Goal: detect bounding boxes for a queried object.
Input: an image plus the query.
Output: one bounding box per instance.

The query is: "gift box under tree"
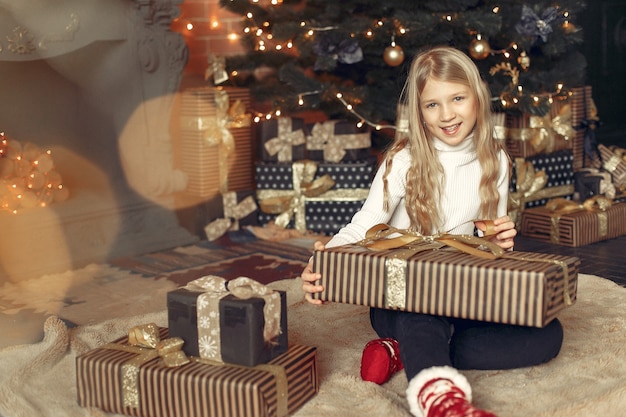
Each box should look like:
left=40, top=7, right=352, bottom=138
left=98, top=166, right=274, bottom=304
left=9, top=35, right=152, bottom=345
left=508, top=150, right=575, bottom=227
left=167, top=276, right=288, bottom=367
left=312, top=224, right=579, bottom=328
left=201, top=191, right=259, bottom=241
left=178, top=86, right=254, bottom=198
left=255, top=158, right=375, bottom=234
left=258, top=117, right=307, bottom=162
left=598, top=144, right=626, bottom=189
left=574, top=168, right=616, bottom=201
left=521, top=197, right=626, bottom=247
left=76, top=325, right=318, bottom=417
left=305, top=119, right=371, bottom=163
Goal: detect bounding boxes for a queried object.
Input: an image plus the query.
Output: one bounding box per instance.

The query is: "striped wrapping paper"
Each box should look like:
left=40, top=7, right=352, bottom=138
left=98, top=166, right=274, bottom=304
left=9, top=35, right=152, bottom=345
left=598, top=144, right=626, bottom=188
left=521, top=202, right=626, bottom=247
left=76, top=328, right=318, bottom=417
left=312, top=245, right=579, bottom=328
left=178, top=86, right=255, bottom=198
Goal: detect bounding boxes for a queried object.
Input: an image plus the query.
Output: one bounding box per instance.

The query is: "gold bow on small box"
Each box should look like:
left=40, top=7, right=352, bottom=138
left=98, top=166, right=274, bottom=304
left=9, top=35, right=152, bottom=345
left=256, top=160, right=369, bottom=232
left=103, top=323, right=190, bottom=409
left=204, top=192, right=258, bottom=241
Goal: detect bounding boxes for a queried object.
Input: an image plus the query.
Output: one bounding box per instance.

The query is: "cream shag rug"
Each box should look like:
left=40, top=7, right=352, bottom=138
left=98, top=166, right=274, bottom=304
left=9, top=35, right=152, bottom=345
left=0, top=273, right=624, bottom=417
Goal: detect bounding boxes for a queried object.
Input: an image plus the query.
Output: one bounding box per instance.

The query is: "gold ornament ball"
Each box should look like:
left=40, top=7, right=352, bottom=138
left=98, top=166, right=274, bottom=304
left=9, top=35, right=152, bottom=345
left=383, top=45, right=405, bottom=67
left=469, top=38, right=491, bottom=60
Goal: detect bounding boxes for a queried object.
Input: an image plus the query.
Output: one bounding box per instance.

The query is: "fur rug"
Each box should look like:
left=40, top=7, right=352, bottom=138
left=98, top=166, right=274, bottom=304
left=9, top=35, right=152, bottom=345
left=1, top=273, right=625, bottom=417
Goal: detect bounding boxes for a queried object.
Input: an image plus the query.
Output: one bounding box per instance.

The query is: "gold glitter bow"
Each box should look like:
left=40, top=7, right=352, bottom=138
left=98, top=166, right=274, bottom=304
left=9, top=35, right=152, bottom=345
left=183, top=276, right=282, bottom=362
left=107, top=323, right=189, bottom=408
left=204, top=192, right=258, bottom=241
left=306, top=120, right=371, bottom=163
left=264, top=118, right=306, bottom=162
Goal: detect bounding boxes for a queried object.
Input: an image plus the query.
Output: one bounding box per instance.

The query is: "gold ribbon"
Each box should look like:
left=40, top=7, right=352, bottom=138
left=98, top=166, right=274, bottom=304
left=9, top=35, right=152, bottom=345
left=204, top=53, right=229, bottom=85
left=264, top=118, right=306, bottom=162
left=204, top=192, right=258, bottom=241
left=359, top=223, right=573, bottom=309
left=545, top=196, right=612, bottom=244
left=256, top=160, right=369, bottom=232
left=183, top=276, right=282, bottom=362
left=180, top=89, right=251, bottom=192
left=306, top=120, right=371, bottom=163
left=506, top=104, right=575, bottom=154
left=103, top=323, right=190, bottom=409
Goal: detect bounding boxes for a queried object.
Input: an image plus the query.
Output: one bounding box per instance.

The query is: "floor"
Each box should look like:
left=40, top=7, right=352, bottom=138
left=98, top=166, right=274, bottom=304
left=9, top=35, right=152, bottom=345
left=515, top=234, right=626, bottom=286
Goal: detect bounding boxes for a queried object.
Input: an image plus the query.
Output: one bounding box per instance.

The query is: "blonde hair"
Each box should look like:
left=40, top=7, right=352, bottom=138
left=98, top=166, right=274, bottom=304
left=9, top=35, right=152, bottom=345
left=382, top=46, right=508, bottom=233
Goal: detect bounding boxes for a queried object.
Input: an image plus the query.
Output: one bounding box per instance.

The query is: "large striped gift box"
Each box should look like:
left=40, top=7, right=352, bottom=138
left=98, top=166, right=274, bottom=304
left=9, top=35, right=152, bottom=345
left=76, top=328, right=318, bottom=417
left=312, top=244, right=579, bottom=328
left=521, top=200, right=626, bottom=247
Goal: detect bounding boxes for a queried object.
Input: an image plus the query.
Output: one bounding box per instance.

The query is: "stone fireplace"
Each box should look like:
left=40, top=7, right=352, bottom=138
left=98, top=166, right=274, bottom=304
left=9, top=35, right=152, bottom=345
left=0, top=0, right=198, bottom=282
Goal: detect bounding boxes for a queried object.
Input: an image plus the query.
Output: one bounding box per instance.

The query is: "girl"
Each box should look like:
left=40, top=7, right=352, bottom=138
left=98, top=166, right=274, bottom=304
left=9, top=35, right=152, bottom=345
left=301, top=46, right=563, bottom=417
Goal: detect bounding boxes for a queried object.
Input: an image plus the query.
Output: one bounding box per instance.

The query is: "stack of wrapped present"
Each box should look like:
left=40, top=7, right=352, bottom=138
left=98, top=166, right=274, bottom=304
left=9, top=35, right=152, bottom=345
left=76, top=276, right=318, bottom=417
left=255, top=117, right=376, bottom=235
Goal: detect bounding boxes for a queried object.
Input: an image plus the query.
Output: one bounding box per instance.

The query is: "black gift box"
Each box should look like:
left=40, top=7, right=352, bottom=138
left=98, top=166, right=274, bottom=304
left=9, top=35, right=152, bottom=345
left=258, top=117, right=307, bottom=162
left=510, top=149, right=575, bottom=208
left=305, top=119, right=372, bottom=162
left=167, top=288, right=288, bottom=367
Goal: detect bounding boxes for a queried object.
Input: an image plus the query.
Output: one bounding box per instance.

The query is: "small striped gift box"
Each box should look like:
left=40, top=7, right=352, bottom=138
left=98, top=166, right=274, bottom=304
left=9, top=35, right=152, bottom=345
left=598, top=144, right=626, bottom=188
left=76, top=328, right=318, bottom=417
left=312, top=244, right=579, bottom=328
left=521, top=201, right=626, bottom=247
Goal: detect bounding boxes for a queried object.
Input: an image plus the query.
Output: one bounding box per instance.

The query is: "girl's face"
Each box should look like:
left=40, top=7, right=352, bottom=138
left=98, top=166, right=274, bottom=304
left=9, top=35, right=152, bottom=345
left=419, top=78, right=477, bottom=147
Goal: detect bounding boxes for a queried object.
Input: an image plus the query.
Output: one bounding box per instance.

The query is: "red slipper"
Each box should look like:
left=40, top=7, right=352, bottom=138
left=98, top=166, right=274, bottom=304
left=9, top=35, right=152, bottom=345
left=360, top=338, right=404, bottom=384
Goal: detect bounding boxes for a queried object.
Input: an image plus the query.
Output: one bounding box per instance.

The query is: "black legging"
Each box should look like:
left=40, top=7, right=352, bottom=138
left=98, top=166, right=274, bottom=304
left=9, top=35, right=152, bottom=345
left=370, top=307, right=564, bottom=381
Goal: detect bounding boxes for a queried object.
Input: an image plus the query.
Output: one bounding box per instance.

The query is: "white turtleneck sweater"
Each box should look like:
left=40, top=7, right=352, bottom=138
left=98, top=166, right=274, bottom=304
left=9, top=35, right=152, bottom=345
left=326, top=135, right=510, bottom=248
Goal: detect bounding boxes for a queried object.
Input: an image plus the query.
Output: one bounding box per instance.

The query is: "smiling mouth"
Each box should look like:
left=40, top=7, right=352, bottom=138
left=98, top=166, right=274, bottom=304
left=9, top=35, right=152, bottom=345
left=441, top=123, right=461, bottom=133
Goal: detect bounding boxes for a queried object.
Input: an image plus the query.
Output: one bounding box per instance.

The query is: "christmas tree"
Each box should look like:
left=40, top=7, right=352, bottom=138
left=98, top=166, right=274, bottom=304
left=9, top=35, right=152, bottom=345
left=219, top=0, right=587, bottom=135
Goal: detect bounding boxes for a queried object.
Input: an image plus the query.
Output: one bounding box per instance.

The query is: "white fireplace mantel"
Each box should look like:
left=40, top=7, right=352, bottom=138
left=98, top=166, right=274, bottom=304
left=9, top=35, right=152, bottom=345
left=0, top=0, right=198, bottom=282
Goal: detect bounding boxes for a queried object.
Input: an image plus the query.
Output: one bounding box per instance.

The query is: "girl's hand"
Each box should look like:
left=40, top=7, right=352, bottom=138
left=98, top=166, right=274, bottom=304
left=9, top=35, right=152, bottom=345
left=475, top=216, right=517, bottom=250
left=301, top=241, right=326, bottom=305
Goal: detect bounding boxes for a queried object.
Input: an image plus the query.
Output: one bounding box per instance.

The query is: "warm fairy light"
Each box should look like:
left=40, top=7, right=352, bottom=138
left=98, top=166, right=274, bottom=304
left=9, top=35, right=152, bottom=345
left=533, top=96, right=540, bottom=103
left=517, top=85, right=523, bottom=93
left=286, top=41, right=293, bottom=48
left=228, top=33, right=239, bottom=41
left=377, top=20, right=383, bottom=26
left=503, top=51, right=510, bottom=58
left=493, top=6, right=500, bottom=13
left=307, top=29, right=314, bottom=36
left=186, top=22, right=193, bottom=31
left=445, top=15, right=452, bottom=21
left=256, top=28, right=263, bottom=36
left=557, top=83, right=564, bottom=92
left=366, top=29, right=373, bottom=37
left=275, top=44, right=282, bottom=50
left=211, top=20, right=219, bottom=29
left=246, top=12, right=253, bottom=18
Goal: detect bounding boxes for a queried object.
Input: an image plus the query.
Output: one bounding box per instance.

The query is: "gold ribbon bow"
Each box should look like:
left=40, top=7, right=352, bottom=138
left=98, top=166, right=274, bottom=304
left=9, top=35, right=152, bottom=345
left=204, top=53, right=229, bottom=85
left=358, top=223, right=573, bottom=309
left=204, top=192, right=258, bottom=241
left=264, top=118, right=306, bottom=162
left=103, top=323, right=189, bottom=408
left=257, top=160, right=336, bottom=231
left=306, top=120, right=371, bottom=163
left=183, top=276, right=282, bottom=362
left=545, top=196, right=612, bottom=244
left=505, top=104, right=575, bottom=154
left=180, top=89, right=251, bottom=192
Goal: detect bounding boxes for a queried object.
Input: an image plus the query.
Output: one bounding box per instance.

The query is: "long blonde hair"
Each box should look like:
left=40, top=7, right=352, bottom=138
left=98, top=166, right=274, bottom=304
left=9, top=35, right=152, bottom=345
left=382, top=46, right=508, bottom=233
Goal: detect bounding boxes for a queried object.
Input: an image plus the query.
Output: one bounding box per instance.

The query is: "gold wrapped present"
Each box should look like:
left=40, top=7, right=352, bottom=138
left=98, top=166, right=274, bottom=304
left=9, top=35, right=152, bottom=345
left=312, top=224, right=580, bottom=328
